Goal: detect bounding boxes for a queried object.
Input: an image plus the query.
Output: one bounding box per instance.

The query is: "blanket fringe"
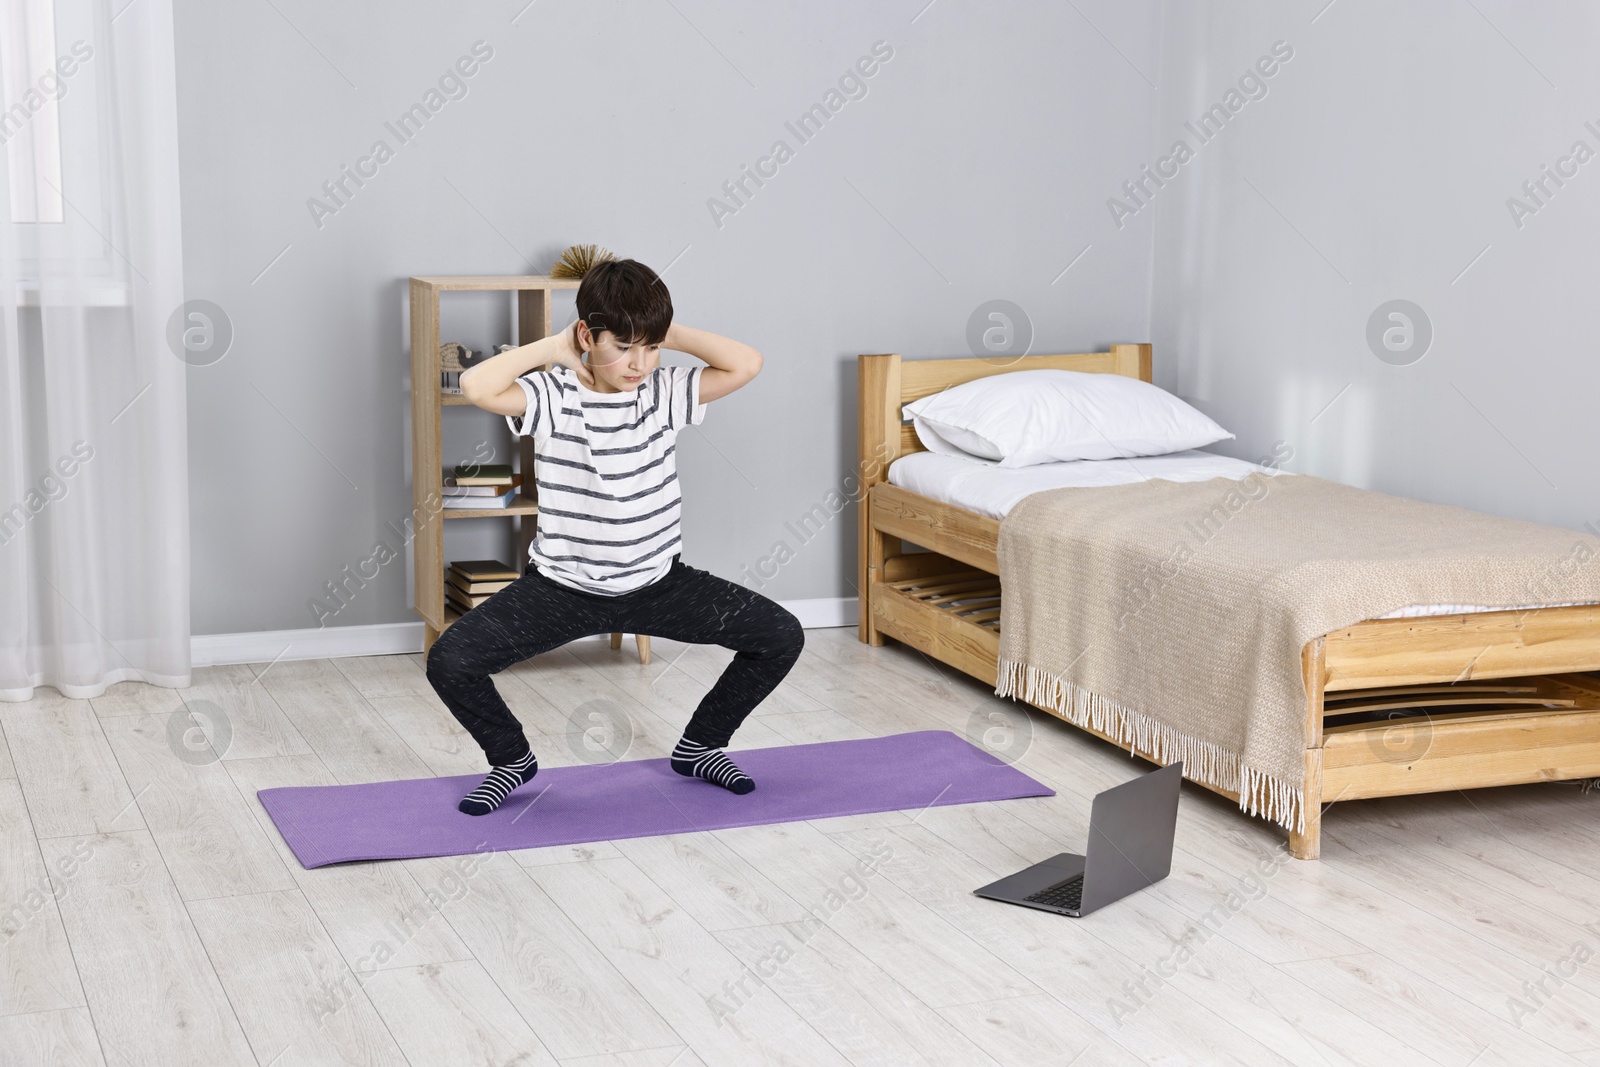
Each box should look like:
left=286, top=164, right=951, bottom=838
left=995, top=657, right=1306, bottom=836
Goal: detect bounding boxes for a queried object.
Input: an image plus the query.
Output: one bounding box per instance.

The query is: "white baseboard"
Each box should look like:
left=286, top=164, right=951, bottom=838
left=191, top=597, right=860, bottom=667
left=190, top=622, right=429, bottom=667
left=777, top=597, right=859, bottom=629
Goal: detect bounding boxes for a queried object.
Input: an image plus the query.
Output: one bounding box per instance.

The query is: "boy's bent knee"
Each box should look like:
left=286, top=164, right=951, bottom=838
left=774, top=610, right=805, bottom=658
left=735, top=606, right=804, bottom=662
left=426, top=635, right=474, bottom=683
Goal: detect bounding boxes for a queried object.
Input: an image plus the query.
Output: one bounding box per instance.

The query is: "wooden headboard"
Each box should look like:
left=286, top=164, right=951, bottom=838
left=856, top=343, right=1153, bottom=485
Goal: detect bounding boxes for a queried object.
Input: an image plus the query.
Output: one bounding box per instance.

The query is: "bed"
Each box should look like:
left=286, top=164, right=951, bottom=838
left=857, top=345, right=1600, bottom=859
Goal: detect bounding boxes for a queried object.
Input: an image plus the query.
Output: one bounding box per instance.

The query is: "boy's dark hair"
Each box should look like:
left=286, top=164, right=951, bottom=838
left=575, top=258, right=672, bottom=346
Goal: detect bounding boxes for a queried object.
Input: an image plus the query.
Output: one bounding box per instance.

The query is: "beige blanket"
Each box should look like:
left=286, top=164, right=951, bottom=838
left=994, top=472, right=1600, bottom=833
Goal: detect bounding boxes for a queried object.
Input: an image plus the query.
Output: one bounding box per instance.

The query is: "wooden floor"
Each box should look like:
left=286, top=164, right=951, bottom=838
left=3, top=627, right=1600, bottom=1066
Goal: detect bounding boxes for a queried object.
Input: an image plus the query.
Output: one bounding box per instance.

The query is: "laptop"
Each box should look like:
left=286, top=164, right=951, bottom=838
left=973, top=761, right=1182, bottom=917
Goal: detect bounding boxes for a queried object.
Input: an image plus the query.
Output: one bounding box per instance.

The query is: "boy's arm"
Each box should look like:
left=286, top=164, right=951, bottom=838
left=663, top=323, right=762, bottom=403
left=459, top=322, right=592, bottom=416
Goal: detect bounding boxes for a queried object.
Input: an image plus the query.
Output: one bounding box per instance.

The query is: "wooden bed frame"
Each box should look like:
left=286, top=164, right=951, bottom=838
left=857, top=346, right=1600, bottom=859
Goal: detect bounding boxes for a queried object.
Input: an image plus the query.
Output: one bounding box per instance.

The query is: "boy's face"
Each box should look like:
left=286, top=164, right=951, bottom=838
left=578, top=324, right=661, bottom=393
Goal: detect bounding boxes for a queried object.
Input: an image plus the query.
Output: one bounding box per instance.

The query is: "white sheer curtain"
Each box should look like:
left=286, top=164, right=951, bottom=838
left=0, top=0, right=189, bottom=700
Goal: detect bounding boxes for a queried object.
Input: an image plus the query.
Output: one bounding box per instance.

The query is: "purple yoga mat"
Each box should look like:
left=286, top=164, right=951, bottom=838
left=257, top=730, right=1053, bottom=868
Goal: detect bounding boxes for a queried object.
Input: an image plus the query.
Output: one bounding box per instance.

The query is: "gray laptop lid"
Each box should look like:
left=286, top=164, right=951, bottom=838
left=1079, top=761, right=1183, bottom=915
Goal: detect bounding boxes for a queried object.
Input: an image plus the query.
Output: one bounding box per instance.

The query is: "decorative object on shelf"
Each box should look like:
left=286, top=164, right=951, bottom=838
left=439, top=341, right=477, bottom=395
left=549, top=243, right=615, bottom=279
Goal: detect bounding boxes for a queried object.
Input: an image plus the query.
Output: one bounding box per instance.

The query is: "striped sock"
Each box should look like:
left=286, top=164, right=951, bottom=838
left=671, top=737, right=755, bottom=795
left=458, top=746, right=538, bottom=816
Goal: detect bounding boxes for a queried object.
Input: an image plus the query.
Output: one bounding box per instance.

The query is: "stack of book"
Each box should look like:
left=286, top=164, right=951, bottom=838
left=447, top=559, right=519, bottom=614
left=442, top=464, right=520, bottom=509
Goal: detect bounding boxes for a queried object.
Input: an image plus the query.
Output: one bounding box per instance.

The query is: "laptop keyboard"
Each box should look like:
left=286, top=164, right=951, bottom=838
left=1024, top=873, right=1084, bottom=911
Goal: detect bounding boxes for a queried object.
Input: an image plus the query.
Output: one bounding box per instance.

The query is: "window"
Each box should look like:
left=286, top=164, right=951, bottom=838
left=1, top=0, right=122, bottom=295
left=1, top=0, right=66, bottom=223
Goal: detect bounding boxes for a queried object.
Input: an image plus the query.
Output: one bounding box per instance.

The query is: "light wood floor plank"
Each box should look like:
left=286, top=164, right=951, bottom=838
left=256, top=659, right=433, bottom=784
left=0, top=712, right=17, bottom=781
left=38, top=831, right=257, bottom=1065
left=556, top=1047, right=706, bottom=1067
left=1171, top=786, right=1600, bottom=1055
left=1056, top=871, right=1445, bottom=1067
left=612, top=830, right=809, bottom=933
left=758, top=708, right=876, bottom=746
left=87, top=679, right=189, bottom=719
left=501, top=653, right=679, bottom=766
left=659, top=640, right=872, bottom=727
left=333, top=652, right=513, bottom=776
left=0, top=779, right=85, bottom=1016
left=96, top=714, right=295, bottom=901
left=803, top=810, right=912, bottom=834
left=1278, top=952, right=1586, bottom=1067
left=364, top=693, right=490, bottom=777
left=509, top=840, right=626, bottom=868
left=557, top=641, right=793, bottom=750
left=710, top=820, right=1037, bottom=1008
left=185, top=889, right=408, bottom=1066
left=649, top=640, right=828, bottom=718
left=1322, top=818, right=1600, bottom=1001
left=529, top=855, right=850, bottom=1066
left=935, top=994, right=1144, bottom=1066
left=1, top=695, right=145, bottom=839
left=359, top=959, right=561, bottom=1067
left=1381, top=785, right=1600, bottom=892
left=0, top=1006, right=104, bottom=1066
left=171, top=662, right=311, bottom=761
left=404, top=851, right=678, bottom=1059
left=776, top=655, right=942, bottom=739
left=332, top=654, right=436, bottom=703
left=807, top=626, right=980, bottom=700
left=715, top=920, right=1002, bottom=1066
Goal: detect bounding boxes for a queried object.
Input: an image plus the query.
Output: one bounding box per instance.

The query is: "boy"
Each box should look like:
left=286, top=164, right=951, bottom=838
left=425, top=258, right=805, bottom=815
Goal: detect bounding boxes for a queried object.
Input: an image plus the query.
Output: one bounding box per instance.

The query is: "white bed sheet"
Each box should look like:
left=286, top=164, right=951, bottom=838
left=885, top=449, right=1587, bottom=620
left=888, top=449, right=1269, bottom=520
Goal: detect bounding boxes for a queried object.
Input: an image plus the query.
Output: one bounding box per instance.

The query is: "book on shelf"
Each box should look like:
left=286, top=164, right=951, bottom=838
left=445, top=559, right=520, bottom=613
left=443, top=473, right=521, bottom=497
left=450, top=559, right=520, bottom=582
left=448, top=574, right=512, bottom=598
left=449, top=463, right=514, bottom=487
left=446, top=585, right=494, bottom=612
left=442, top=486, right=520, bottom=509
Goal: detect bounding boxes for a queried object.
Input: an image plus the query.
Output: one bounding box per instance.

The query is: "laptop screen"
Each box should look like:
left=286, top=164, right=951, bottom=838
left=1080, top=762, right=1182, bottom=913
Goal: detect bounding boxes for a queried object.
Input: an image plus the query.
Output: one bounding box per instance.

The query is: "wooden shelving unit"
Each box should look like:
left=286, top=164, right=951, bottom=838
left=408, top=274, right=578, bottom=651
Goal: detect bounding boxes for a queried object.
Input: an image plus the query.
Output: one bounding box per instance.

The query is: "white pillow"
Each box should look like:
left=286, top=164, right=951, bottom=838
left=903, top=369, right=1233, bottom=467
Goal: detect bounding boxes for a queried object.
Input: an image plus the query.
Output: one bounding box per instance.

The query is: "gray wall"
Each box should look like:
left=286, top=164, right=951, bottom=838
left=174, top=0, right=1163, bottom=635
left=1150, top=2, right=1600, bottom=533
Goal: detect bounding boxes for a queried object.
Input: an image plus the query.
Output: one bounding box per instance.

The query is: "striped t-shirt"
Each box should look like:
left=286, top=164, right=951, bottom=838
left=506, top=363, right=705, bottom=595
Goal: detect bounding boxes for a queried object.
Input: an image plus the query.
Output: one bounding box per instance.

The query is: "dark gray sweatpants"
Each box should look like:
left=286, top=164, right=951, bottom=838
left=424, top=556, right=805, bottom=766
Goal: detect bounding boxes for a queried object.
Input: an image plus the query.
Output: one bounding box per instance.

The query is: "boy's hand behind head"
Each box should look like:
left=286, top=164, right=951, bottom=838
left=551, top=321, right=595, bottom=388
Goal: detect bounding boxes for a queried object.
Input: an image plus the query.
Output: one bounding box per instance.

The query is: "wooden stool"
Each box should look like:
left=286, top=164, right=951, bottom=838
left=611, top=632, right=651, bottom=664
